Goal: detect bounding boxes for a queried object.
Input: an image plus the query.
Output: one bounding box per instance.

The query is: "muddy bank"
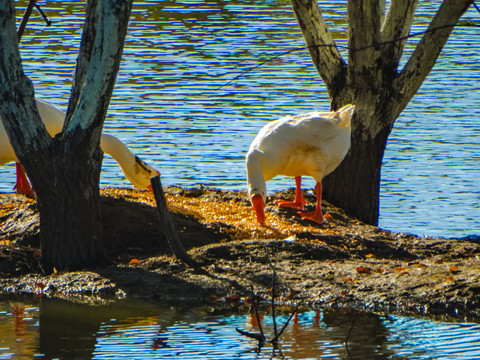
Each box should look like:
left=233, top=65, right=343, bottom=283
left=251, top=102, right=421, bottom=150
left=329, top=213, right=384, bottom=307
left=1, top=187, right=479, bottom=319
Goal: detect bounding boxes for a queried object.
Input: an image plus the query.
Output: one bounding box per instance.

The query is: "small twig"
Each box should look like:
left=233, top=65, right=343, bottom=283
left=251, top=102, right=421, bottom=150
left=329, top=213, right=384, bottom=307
left=251, top=286, right=266, bottom=343
left=270, top=300, right=303, bottom=346
left=17, top=0, right=36, bottom=41
left=217, top=22, right=479, bottom=91
left=237, top=246, right=302, bottom=351
left=270, top=278, right=278, bottom=339
left=17, top=1, right=51, bottom=42
left=475, top=1, right=480, bottom=14
left=35, top=3, right=52, bottom=26
left=264, top=245, right=278, bottom=338
left=235, top=328, right=265, bottom=342
left=237, top=286, right=266, bottom=346
left=344, top=313, right=357, bottom=356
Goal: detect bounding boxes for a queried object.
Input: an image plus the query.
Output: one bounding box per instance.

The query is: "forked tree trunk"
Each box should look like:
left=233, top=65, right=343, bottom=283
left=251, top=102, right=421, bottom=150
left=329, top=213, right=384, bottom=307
left=0, top=0, right=133, bottom=272
left=291, top=0, right=473, bottom=225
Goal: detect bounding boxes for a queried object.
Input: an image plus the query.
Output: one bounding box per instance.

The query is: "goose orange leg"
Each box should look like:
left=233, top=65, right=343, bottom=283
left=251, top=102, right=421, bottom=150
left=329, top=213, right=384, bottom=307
left=13, top=163, right=35, bottom=198
left=274, top=176, right=307, bottom=210
left=298, top=181, right=324, bottom=224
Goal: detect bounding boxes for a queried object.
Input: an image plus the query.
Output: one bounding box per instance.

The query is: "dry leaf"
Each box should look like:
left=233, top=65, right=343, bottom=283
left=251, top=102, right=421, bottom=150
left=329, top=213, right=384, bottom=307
left=226, top=295, right=240, bottom=302
left=356, top=266, right=372, bottom=274
left=450, top=266, right=460, bottom=274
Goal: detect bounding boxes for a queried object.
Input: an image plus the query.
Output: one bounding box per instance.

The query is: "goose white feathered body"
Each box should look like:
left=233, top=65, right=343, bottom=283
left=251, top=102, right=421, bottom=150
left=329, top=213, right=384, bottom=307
left=1, top=99, right=159, bottom=193
left=246, top=104, right=355, bottom=224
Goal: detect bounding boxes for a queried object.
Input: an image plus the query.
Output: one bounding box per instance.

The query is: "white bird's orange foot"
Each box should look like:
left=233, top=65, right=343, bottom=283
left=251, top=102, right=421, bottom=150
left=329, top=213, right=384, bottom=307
left=274, top=199, right=306, bottom=210
left=13, top=163, right=35, bottom=198
left=274, top=175, right=307, bottom=210
left=298, top=209, right=325, bottom=224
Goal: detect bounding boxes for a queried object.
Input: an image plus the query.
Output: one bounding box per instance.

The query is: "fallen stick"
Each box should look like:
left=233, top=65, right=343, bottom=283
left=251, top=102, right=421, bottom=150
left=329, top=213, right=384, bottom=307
left=150, top=175, right=196, bottom=266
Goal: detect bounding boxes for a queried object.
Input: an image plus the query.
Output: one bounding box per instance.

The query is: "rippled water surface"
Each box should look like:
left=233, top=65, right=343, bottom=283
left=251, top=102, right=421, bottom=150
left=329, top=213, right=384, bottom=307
left=1, top=297, right=480, bottom=359
left=1, top=0, right=479, bottom=238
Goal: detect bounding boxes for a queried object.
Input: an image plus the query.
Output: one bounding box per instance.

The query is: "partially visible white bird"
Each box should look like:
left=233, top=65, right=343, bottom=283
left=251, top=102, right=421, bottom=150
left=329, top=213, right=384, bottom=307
left=246, top=104, right=355, bottom=225
left=0, top=98, right=160, bottom=196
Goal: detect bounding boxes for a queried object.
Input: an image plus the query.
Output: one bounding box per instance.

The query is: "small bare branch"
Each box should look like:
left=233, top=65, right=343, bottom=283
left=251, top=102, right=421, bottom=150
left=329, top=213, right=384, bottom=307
left=270, top=300, right=304, bottom=346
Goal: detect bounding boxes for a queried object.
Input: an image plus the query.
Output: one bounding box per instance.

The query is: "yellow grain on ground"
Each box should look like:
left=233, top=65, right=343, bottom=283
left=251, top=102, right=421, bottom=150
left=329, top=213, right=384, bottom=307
left=101, top=187, right=325, bottom=240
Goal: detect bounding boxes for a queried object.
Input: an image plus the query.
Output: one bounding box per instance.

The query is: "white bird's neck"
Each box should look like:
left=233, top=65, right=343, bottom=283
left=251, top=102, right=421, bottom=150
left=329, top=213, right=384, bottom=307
left=99, top=134, right=147, bottom=189
left=246, top=149, right=266, bottom=201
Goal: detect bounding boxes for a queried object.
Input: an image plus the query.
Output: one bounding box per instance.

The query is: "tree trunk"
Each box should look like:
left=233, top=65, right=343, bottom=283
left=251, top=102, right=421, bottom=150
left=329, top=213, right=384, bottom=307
left=0, top=0, right=133, bottom=272
left=291, top=0, right=473, bottom=225
left=32, top=139, right=105, bottom=271
left=323, top=120, right=391, bottom=225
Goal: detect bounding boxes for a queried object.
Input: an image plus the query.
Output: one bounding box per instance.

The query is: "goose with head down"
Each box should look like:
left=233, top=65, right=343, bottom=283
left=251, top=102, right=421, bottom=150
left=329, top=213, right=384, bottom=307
left=246, top=104, right=355, bottom=225
left=0, top=98, right=160, bottom=196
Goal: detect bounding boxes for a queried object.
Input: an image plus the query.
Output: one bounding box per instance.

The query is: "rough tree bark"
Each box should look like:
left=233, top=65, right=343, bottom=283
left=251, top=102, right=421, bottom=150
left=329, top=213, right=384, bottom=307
left=0, top=0, right=133, bottom=271
left=290, top=0, right=473, bottom=225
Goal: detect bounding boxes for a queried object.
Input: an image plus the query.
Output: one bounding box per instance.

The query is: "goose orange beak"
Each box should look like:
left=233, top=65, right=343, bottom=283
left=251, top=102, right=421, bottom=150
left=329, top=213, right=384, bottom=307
left=251, top=194, right=266, bottom=224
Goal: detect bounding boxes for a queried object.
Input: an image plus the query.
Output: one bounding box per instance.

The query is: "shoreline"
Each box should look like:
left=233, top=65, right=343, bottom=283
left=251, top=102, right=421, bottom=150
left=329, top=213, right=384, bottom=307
left=1, top=187, right=479, bottom=320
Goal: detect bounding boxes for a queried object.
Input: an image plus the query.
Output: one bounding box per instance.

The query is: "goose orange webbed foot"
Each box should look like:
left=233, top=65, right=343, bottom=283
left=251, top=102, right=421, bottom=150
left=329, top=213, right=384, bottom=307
left=13, top=163, right=35, bottom=198
left=273, top=176, right=306, bottom=210
left=274, top=198, right=306, bottom=211
left=298, top=208, right=325, bottom=225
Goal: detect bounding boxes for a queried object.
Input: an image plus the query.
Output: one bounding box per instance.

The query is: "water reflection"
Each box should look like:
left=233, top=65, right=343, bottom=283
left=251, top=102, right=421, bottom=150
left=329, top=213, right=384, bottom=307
left=1, top=297, right=480, bottom=359
left=1, top=0, right=479, bottom=238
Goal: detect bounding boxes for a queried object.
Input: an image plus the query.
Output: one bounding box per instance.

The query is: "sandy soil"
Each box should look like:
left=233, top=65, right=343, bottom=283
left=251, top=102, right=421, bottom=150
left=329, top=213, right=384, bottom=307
left=1, top=187, right=479, bottom=320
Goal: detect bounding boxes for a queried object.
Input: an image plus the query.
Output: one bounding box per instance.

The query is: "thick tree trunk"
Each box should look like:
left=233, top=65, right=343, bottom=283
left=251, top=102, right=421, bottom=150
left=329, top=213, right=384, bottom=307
left=291, top=0, right=473, bottom=225
left=0, top=0, right=133, bottom=271
left=32, top=139, right=105, bottom=272
left=323, top=118, right=391, bottom=225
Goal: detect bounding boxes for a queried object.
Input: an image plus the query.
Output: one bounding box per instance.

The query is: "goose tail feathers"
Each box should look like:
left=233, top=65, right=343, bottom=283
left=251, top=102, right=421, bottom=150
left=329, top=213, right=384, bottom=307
left=335, top=104, right=355, bottom=128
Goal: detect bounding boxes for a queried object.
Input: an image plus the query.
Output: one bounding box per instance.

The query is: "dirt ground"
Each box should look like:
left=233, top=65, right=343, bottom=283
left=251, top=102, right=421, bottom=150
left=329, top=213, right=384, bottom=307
left=1, top=186, right=479, bottom=320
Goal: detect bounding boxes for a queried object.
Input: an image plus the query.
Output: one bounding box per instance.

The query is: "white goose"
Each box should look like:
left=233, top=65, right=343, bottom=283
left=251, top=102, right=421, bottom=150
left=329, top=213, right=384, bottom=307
left=246, top=104, right=355, bottom=225
left=0, top=98, right=160, bottom=196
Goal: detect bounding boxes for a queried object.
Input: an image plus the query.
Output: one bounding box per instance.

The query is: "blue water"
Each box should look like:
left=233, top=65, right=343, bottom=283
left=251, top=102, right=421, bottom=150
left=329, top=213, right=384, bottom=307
left=1, top=0, right=479, bottom=239
left=1, top=3, right=479, bottom=358
left=1, top=298, right=480, bottom=359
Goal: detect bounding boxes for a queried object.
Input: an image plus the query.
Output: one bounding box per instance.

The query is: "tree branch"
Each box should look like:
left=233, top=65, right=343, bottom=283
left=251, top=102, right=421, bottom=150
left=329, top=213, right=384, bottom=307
left=64, top=0, right=133, bottom=154
left=394, top=0, right=473, bottom=115
left=0, top=0, right=51, bottom=166
left=66, top=0, right=98, bottom=117
left=348, top=0, right=384, bottom=67
left=16, top=0, right=36, bottom=41
left=290, top=0, right=346, bottom=95
left=270, top=300, right=303, bottom=346
left=380, top=0, right=418, bottom=67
